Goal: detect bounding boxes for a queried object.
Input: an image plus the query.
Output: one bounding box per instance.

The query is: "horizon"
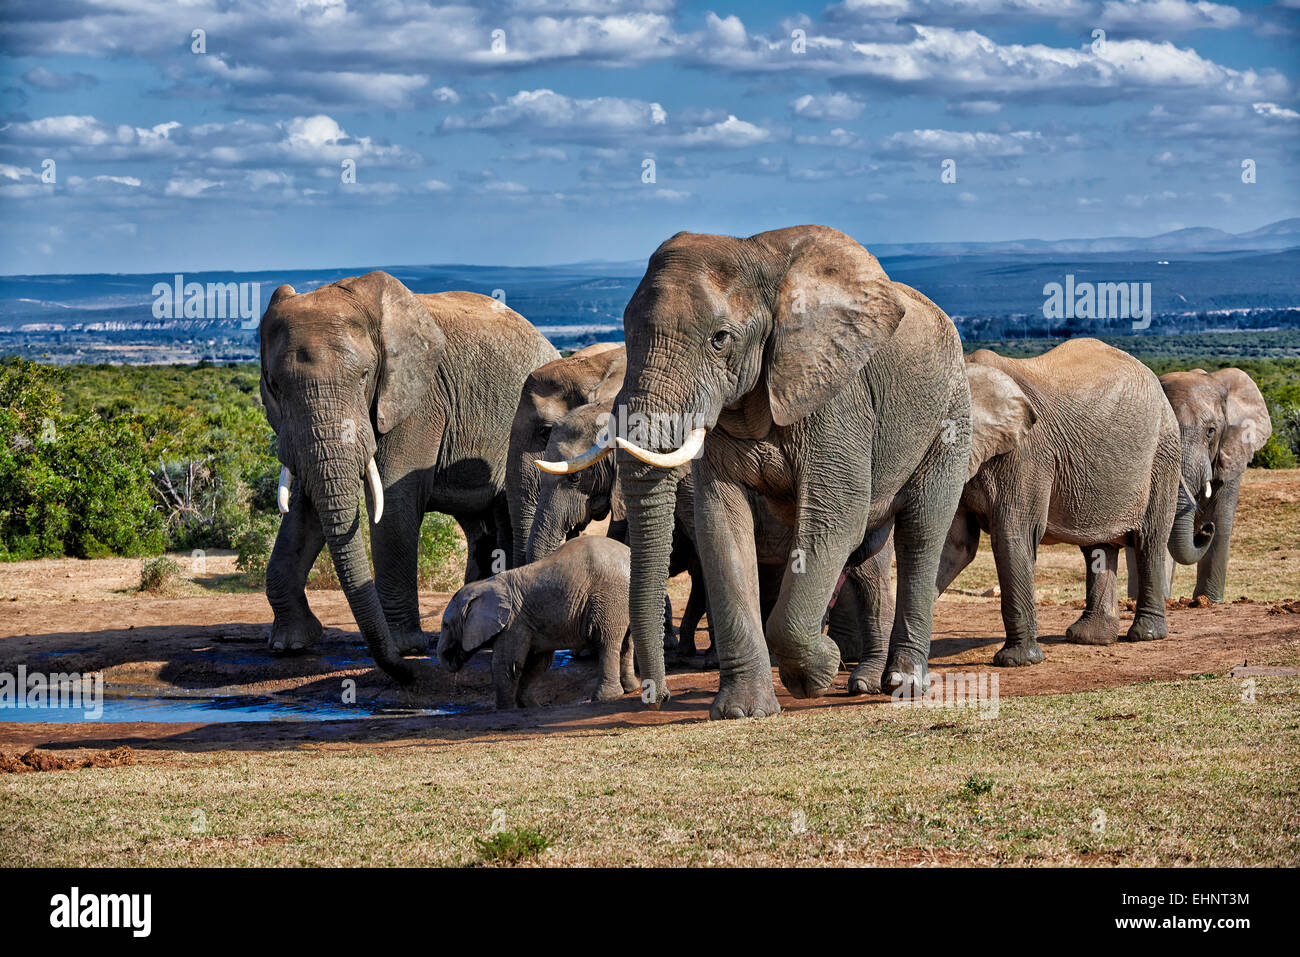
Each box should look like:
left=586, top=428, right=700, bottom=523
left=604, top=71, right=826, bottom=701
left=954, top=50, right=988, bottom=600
left=2, top=215, right=1297, bottom=280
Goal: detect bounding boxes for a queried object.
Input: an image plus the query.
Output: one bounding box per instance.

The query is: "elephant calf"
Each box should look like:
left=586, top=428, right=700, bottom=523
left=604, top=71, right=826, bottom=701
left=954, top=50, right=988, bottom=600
left=437, top=536, right=635, bottom=709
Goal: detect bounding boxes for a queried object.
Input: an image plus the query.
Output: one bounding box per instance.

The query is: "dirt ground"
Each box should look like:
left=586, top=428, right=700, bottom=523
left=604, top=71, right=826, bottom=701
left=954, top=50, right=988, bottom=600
left=2, top=468, right=1298, bottom=759
left=1, top=563, right=1297, bottom=756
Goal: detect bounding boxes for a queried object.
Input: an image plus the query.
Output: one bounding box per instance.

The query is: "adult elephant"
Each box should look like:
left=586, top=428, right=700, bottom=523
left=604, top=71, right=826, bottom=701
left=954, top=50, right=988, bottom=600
left=936, top=341, right=1181, bottom=660
left=534, top=399, right=892, bottom=667
left=505, top=344, right=624, bottom=567
left=1125, top=368, right=1272, bottom=602
left=259, top=271, right=558, bottom=683
left=546, top=225, right=971, bottom=718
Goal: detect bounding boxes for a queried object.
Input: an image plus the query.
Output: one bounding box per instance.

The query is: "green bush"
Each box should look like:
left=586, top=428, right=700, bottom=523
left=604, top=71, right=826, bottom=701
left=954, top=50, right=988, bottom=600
left=473, top=826, right=551, bottom=864
left=139, top=555, right=183, bottom=594
left=1252, top=433, right=1298, bottom=470
left=418, top=512, right=467, bottom=591
left=235, top=514, right=281, bottom=586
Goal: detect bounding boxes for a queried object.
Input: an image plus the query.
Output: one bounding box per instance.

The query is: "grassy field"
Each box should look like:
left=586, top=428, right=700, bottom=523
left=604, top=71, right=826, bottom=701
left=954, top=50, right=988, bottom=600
left=2, top=672, right=1297, bottom=867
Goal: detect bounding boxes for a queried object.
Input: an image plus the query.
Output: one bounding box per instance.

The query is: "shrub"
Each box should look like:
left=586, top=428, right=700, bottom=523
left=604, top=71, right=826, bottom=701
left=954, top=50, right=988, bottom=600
left=235, top=514, right=280, bottom=586
left=473, top=827, right=551, bottom=864
left=1251, top=433, right=1298, bottom=470
left=139, top=556, right=183, bottom=594
left=417, top=512, right=467, bottom=591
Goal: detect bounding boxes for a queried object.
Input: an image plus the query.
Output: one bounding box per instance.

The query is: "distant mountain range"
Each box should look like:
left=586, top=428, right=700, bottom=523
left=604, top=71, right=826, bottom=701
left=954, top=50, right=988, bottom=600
left=863, top=218, right=1300, bottom=258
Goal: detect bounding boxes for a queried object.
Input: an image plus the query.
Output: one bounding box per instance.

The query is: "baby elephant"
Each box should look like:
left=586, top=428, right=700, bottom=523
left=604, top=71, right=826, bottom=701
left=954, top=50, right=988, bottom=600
left=437, top=536, right=636, bottom=709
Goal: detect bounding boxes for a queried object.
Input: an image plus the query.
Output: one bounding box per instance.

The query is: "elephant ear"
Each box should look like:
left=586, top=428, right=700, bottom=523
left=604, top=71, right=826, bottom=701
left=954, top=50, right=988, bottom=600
left=461, top=586, right=513, bottom=652
left=1212, top=367, right=1272, bottom=475
left=966, top=363, right=1036, bottom=479
left=257, top=283, right=297, bottom=433
left=767, top=228, right=906, bottom=427
left=337, top=271, right=447, bottom=434
left=586, top=348, right=626, bottom=406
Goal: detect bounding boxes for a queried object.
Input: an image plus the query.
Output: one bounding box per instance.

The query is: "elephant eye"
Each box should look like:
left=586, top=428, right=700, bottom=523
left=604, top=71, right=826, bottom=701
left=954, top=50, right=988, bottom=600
left=710, top=330, right=733, bottom=351
left=538, top=424, right=552, bottom=442
left=1206, top=426, right=1216, bottom=438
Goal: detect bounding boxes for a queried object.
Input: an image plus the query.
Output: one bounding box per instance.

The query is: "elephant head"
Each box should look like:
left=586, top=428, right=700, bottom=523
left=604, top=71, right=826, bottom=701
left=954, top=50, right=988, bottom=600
left=542, top=225, right=907, bottom=703
left=528, top=401, right=616, bottom=562
left=436, top=579, right=514, bottom=672
left=259, top=270, right=445, bottom=682
left=1160, top=368, right=1271, bottom=568
left=505, top=344, right=624, bottom=567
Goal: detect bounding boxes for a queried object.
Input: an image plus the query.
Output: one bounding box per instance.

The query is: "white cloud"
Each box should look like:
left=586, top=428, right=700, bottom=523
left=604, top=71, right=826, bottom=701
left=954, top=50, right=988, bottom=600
left=443, top=89, right=668, bottom=137
left=790, top=92, right=866, bottom=120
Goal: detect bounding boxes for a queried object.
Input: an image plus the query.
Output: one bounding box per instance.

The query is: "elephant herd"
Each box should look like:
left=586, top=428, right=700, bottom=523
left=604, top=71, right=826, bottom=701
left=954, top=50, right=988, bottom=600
left=257, top=225, right=1272, bottom=720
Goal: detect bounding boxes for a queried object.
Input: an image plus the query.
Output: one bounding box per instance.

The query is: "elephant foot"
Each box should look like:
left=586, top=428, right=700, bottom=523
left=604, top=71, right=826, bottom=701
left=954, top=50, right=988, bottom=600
left=1064, top=612, right=1119, bottom=646
left=847, top=656, right=888, bottom=695
left=992, top=638, right=1043, bottom=667
left=1122, top=613, right=1168, bottom=642
left=390, top=625, right=429, bottom=655
left=881, top=649, right=930, bottom=698
left=594, top=681, right=628, bottom=702
left=710, top=666, right=781, bottom=720
left=267, top=614, right=323, bottom=654
left=775, top=636, right=840, bottom=700
left=621, top=674, right=640, bottom=694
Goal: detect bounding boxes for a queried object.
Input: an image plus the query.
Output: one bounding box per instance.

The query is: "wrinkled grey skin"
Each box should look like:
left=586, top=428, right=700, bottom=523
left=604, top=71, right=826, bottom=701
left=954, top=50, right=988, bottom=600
left=437, top=536, right=635, bottom=708
left=530, top=401, right=887, bottom=668
left=935, top=341, right=1181, bottom=658
left=616, top=225, right=970, bottom=719
left=505, top=344, right=624, bottom=568
left=259, top=271, right=557, bottom=683
left=1124, top=368, right=1272, bottom=602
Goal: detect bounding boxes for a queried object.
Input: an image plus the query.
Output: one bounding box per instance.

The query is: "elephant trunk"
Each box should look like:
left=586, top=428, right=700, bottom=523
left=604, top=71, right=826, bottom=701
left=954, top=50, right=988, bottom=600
left=619, top=457, right=680, bottom=707
left=302, top=441, right=413, bottom=684
left=525, top=504, right=572, bottom=564
left=506, top=457, right=537, bottom=568
left=1168, top=471, right=1215, bottom=566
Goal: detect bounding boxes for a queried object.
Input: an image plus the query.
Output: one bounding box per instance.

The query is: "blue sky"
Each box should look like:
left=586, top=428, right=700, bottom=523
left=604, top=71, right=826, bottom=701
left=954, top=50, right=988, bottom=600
left=0, top=0, right=1297, bottom=274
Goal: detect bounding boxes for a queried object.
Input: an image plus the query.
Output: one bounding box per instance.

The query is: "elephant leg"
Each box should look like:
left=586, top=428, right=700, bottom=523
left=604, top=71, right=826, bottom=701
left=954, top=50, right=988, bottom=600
left=676, top=554, right=707, bottom=658
left=517, top=651, right=552, bottom=709
left=461, top=513, right=501, bottom=584
left=766, top=523, right=863, bottom=702
left=371, top=495, right=428, bottom=655
left=619, top=632, right=638, bottom=693
left=844, top=536, right=896, bottom=695
left=662, top=594, right=676, bottom=653
left=266, top=489, right=326, bottom=653
left=491, top=635, right=529, bottom=709
left=1125, top=545, right=1174, bottom=600
left=693, top=467, right=779, bottom=719
left=1124, top=506, right=1171, bottom=643
left=935, top=509, right=980, bottom=595
left=882, top=488, right=958, bottom=694
left=595, top=630, right=630, bottom=701
left=988, top=519, right=1046, bottom=667
left=1066, top=544, right=1119, bottom=645
left=1195, top=476, right=1240, bottom=603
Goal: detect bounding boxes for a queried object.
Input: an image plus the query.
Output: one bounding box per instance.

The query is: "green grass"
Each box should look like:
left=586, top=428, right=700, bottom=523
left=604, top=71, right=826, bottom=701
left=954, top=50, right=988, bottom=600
left=3, top=673, right=1296, bottom=867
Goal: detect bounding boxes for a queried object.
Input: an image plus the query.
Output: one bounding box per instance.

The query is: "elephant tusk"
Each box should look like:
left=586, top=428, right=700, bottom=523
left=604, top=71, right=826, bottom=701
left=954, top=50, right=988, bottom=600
left=277, top=467, right=292, bottom=514
left=536, top=429, right=613, bottom=475
left=366, top=458, right=384, bottom=524
left=1203, top=481, right=1212, bottom=500
left=615, top=427, right=707, bottom=470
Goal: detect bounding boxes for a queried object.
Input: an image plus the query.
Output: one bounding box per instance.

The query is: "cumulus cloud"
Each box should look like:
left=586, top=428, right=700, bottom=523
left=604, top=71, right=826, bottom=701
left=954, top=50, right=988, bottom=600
left=22, top=67, right=99, bottom=92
